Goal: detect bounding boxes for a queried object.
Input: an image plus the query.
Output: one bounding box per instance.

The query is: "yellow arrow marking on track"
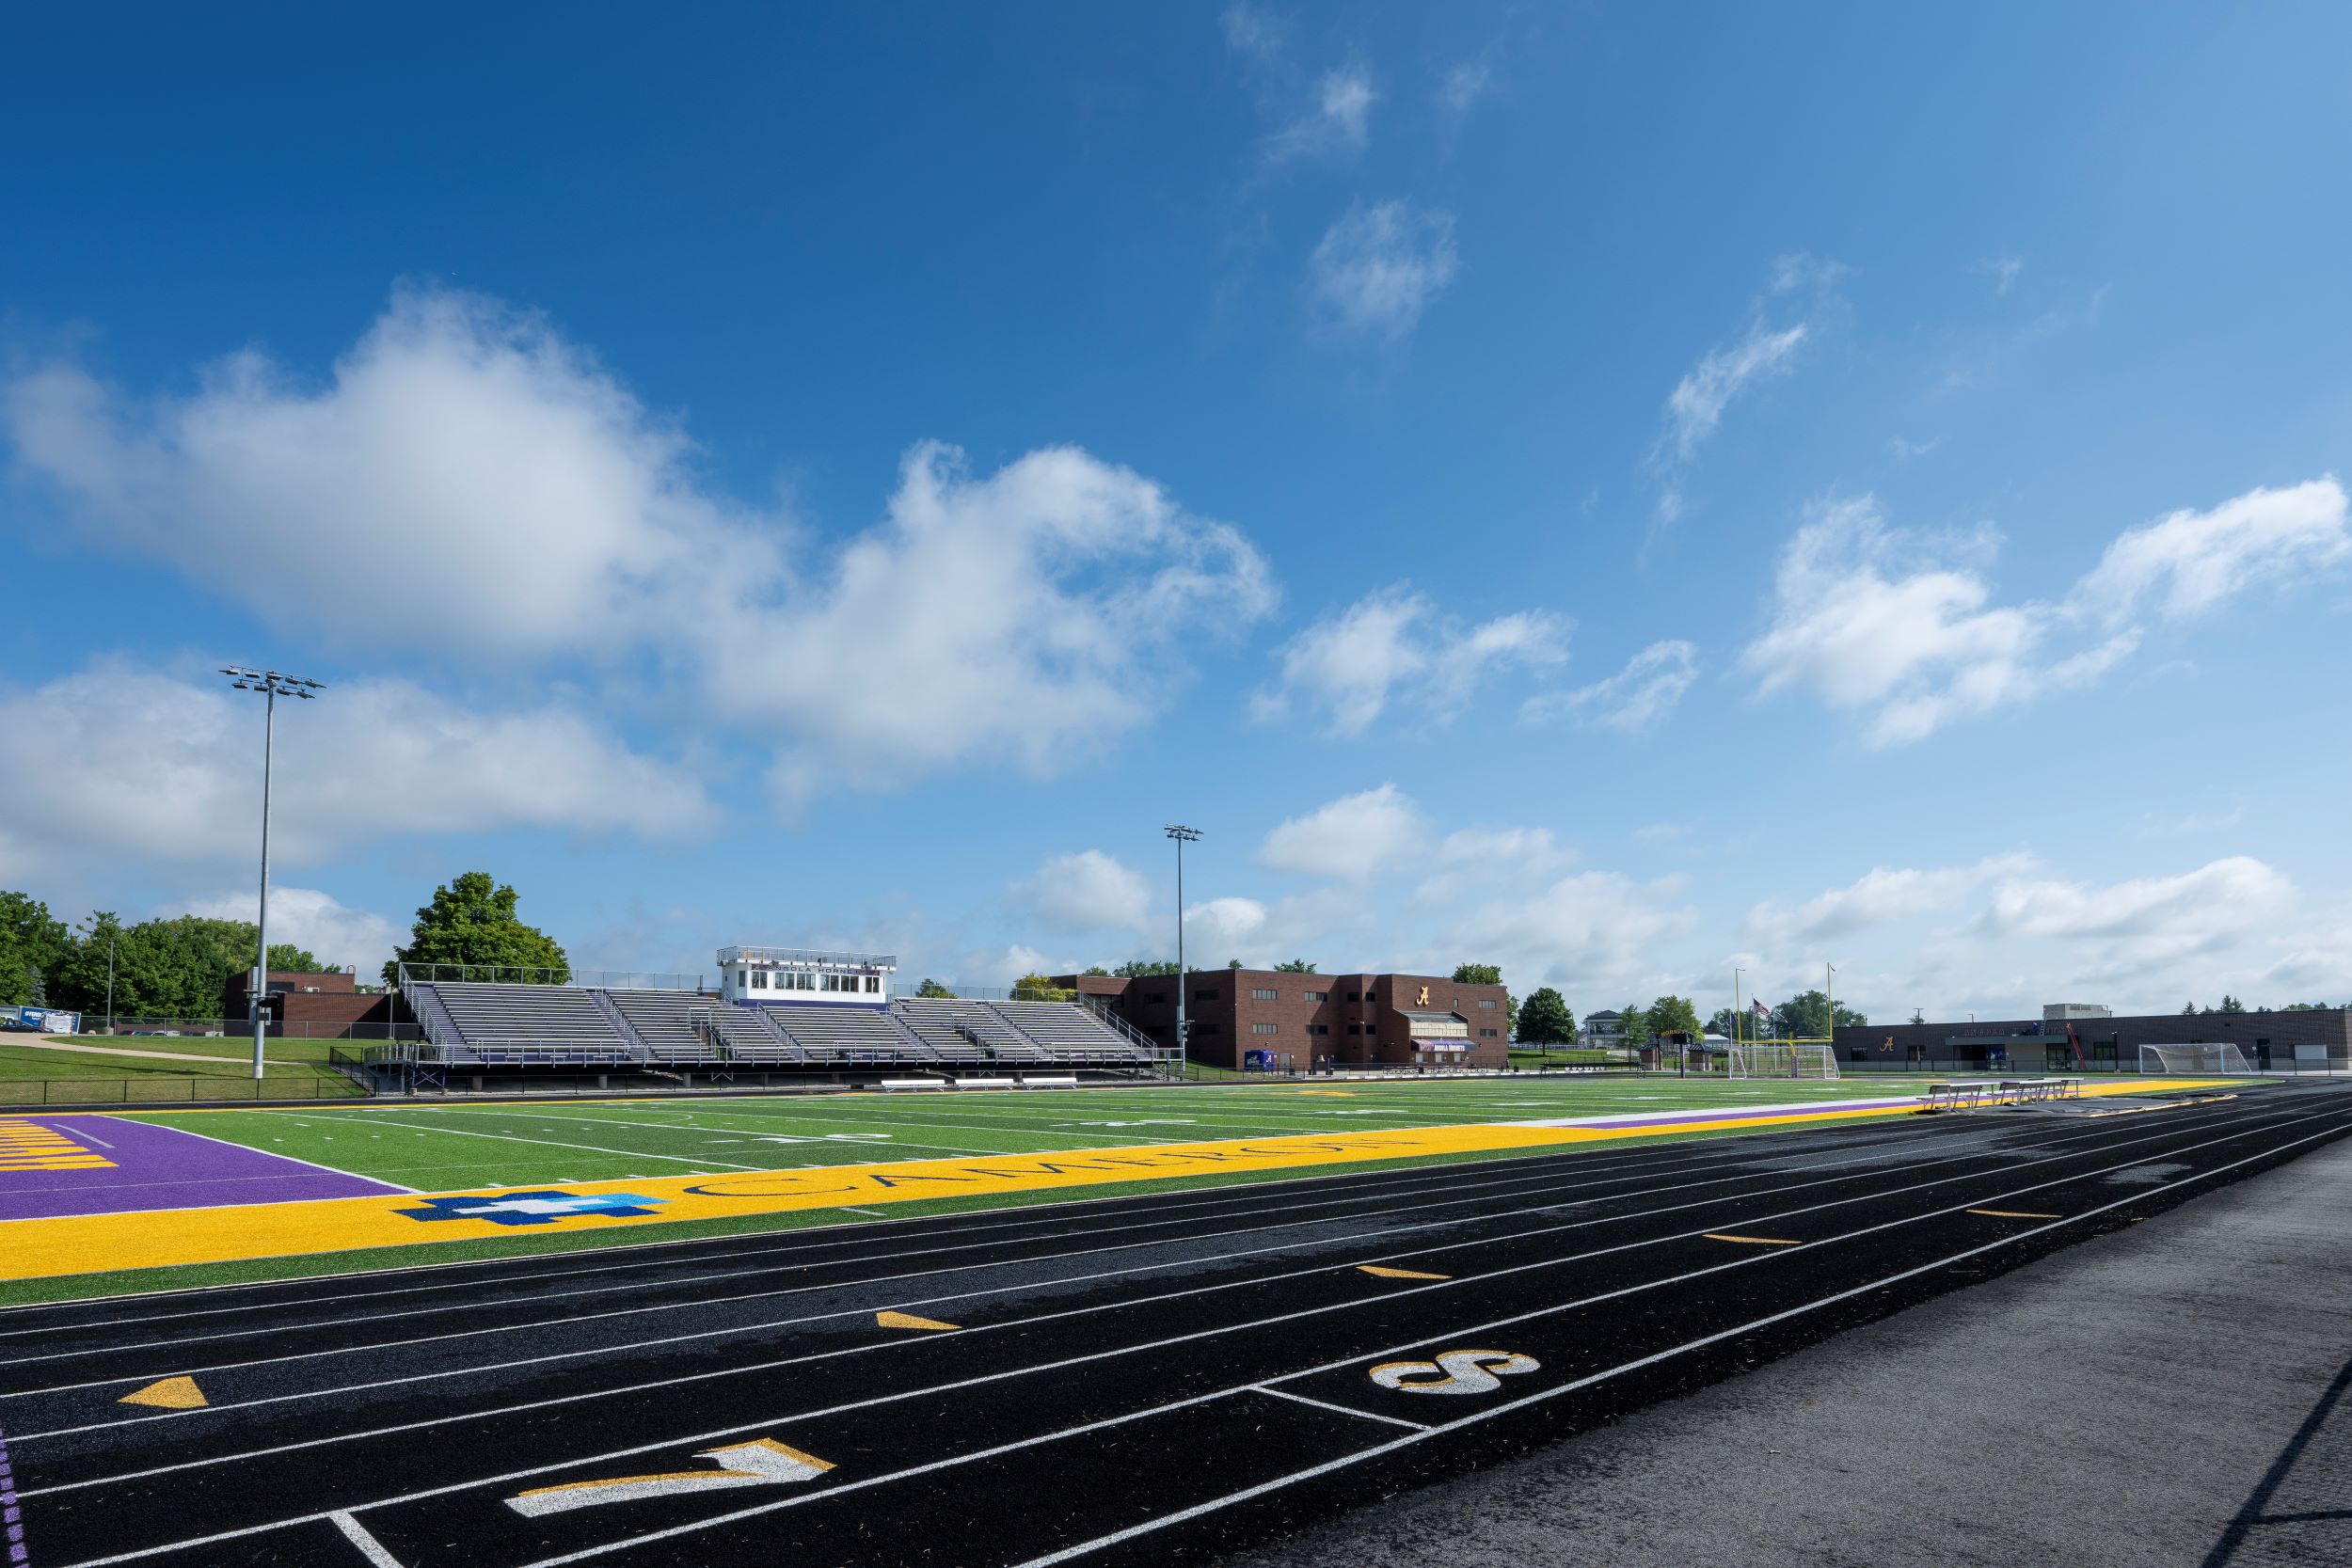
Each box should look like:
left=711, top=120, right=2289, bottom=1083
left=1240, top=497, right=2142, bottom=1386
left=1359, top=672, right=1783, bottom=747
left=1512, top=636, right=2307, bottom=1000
left=506, top=1437, right=832, bottom=1516
left=876, top=1310, right=960, bottom=1332
left=119, top=1376, right=208, bottom=1409
left=1967, top=1209, right=2063, bottom=1219
left=1705, top=1233, right=1802, bottom=1246
left=1359, top=1265, right=1451, bottom=1279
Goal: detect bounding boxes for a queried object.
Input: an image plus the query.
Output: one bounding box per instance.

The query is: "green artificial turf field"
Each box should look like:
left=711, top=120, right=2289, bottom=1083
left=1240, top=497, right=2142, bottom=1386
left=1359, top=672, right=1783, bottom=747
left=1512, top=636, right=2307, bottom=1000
left=124, top=1075, right=1894, bottom=1193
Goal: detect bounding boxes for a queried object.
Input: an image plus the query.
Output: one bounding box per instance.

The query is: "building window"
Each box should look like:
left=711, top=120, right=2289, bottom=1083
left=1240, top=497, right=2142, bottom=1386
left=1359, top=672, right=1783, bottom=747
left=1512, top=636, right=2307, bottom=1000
left=1143, top=991, right=1166, bottom=1005
left=1303, top=990, right=1328, bottom=1003
left=1478, top=999, right=1497, bottom=1009
left=1346, top=1023, right=1362, bottom=1035
left=866, top=975, right=881, bottom=993
left=1251, top=1022, right=1278, bottom=1036
left=1306, top=1024, right=1329, bottom=1037
left=750, top=971, right=768, bottom=990
left=1195, top=989, right=1219, bottom=1002
left=1479, top=1027, right=1499, bottom=1037
left=1251, top=988, right=1279, bottom=1001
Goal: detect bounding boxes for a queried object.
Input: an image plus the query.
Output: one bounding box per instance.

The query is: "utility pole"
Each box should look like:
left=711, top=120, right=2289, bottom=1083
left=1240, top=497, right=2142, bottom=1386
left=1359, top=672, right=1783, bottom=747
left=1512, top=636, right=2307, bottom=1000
left=1733, top=966, right=1745, bottom=1048
left=222, top=667, right=323, bottom=1081
left=1165, top=825, right=1200, bottom=1078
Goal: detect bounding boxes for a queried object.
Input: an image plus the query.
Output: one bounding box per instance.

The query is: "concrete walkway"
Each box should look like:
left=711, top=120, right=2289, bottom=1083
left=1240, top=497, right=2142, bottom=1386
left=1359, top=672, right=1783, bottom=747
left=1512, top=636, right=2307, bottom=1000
left=1219, top=1101, right=2352, bottom=1568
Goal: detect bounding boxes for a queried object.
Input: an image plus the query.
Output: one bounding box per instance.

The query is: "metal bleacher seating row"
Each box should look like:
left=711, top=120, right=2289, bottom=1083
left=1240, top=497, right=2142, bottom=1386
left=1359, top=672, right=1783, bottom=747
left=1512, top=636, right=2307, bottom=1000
left=408, top=981, right=1156, bottom=1071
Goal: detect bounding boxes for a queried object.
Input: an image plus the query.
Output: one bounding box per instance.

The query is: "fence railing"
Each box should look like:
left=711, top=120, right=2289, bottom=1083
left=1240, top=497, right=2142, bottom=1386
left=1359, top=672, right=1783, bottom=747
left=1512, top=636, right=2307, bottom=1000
left=0, top=1075, right=369, bottom=1107
left=25, top=1018, right=424, bottom=1041
left=396, top=963, right=708, bottom=991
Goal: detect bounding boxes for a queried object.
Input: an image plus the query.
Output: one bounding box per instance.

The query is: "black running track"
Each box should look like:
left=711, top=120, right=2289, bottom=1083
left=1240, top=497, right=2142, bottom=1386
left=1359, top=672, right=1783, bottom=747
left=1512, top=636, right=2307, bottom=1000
left=4, top=1087, right=2348, bottom=1568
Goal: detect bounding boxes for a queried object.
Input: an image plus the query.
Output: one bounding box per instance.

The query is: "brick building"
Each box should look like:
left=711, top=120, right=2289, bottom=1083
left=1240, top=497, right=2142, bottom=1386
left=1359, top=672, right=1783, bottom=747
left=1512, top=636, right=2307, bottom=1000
left=1053, top=969, right=1510, bottom=1070
left=1833, top=1004, right=2350, bottom=1071
left=220, top=968, right=405, bottom=1037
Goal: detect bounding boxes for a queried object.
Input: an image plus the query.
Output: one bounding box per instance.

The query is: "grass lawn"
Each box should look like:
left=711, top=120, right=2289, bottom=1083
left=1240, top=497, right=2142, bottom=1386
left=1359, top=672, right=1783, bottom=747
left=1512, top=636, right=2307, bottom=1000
left=0, top=1036, right=361, bottom=1103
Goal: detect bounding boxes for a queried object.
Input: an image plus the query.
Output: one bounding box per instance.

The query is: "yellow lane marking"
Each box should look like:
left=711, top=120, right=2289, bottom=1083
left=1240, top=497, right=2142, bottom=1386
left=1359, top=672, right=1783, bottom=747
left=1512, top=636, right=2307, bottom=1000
left=1359, top=1265, right=1450, bottom=1280
left=119, top=1375, right=208, bottom=1409
left=1968, top=1209, right=2063, bottom=1219
left=0, top=1117, right=116, bottom=1173
left=1705, top=1233, right=1803, bottom=1246
left=875, top=1310, right=959, bottom=1332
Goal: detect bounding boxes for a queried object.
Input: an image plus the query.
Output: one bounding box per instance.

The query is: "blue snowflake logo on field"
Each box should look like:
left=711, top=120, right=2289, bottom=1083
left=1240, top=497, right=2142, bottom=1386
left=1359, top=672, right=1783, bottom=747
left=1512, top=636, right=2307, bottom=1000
left=395, top=1190, right=669, bottom=1227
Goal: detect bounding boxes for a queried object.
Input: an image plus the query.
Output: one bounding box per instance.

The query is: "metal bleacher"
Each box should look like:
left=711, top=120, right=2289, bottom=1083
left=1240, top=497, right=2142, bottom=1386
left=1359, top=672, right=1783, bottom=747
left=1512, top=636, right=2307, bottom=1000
left=426, top=981, right=638, bottom=1064
left=990, top=999, right=1155, bottom=1065
left=399, top=976, right=1159, bottom=1077
left=894, top=997, right=1035, bottom=1065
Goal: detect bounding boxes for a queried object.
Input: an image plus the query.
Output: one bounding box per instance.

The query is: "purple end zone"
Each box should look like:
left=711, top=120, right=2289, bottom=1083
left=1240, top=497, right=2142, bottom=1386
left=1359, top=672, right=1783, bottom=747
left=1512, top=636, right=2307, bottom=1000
left=0, top=1116, right=405, bottom=1222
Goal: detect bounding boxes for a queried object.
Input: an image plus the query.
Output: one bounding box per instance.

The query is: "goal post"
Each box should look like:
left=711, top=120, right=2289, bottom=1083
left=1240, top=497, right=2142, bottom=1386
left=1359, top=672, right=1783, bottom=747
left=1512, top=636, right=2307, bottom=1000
left=2137, top=1042, right=2258, bottom=1076
left=1726, top=1041, right=1840, bottom=1081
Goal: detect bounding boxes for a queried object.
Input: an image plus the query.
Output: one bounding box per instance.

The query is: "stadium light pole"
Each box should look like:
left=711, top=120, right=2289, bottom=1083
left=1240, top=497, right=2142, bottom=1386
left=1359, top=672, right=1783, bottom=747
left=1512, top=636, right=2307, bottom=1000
left=222, top=667, right=324, bottom=1081
left=1733, top=966, right=1745, bottom=1047
left=1166, top=825, right=1201, bottom=1074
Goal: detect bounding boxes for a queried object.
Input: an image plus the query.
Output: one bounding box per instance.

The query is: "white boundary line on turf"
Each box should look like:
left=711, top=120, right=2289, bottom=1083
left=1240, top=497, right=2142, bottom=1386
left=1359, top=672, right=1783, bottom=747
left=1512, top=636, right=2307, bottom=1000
left=251, top=1111, right=770, bottom=1172
left=101, top=1116, right=422, bottom=1195
left=10, top=1099, right=2290, bottom=1467
left=33, top=1101, right=2328, bottom=1568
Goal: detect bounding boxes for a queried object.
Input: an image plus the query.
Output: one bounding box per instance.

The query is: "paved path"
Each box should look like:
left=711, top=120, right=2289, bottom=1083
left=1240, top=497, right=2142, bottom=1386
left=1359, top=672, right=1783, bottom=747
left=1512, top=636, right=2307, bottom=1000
left=1217, top=1090, right=2352, bottom=1568
left=9, top=1038, right=252, bottom=1067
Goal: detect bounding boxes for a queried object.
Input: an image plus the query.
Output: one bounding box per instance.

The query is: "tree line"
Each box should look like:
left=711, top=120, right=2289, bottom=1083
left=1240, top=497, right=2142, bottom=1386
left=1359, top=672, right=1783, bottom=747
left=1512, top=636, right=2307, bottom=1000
left=1, top=871, right=569, bottom=1023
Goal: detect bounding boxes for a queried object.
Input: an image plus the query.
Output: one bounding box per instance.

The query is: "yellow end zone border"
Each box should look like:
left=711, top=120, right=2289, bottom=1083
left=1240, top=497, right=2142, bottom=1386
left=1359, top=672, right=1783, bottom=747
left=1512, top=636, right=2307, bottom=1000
left=0, top=1078, right=2238, bottom=1283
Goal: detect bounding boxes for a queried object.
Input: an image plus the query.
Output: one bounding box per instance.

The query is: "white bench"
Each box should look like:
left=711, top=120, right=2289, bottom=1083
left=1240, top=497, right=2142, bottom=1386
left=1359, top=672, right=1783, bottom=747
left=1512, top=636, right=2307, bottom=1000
left=950, top=1077, right=1021, bottom=1090
left=1019, top=1074, right=1079, bottom=1089
left=879, top=1077, right=950, bottom=1091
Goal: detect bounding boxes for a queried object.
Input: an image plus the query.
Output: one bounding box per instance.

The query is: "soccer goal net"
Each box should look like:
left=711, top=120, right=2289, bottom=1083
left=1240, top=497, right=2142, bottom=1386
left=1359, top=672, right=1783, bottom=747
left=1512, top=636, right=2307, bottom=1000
left=2137, top=1042, right=2258, bottom=1075
left=1726, top=1042, right=1840, bottom=1081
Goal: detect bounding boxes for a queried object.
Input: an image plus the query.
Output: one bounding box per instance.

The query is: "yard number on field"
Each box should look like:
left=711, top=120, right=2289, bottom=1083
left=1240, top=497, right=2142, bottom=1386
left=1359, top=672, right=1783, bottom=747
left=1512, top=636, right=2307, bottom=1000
left=1368, top=1349, right=1541, bottom=1396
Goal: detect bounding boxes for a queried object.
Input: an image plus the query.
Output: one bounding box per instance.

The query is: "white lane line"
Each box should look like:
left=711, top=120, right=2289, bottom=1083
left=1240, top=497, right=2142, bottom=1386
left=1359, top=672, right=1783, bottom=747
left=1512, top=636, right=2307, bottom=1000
left=0, top=1102, right=2101, bottom=1402
left=1249, top=1385, right=1428, bottom=1431
left=327, top=1510, right=406, bottom=1567
left=252, top=1111, right=768, bottom=1172
left=11, top=1099, right=2284, bottom=1469
left=491, top=1108, right=2352, bottom=1567
left=1002, top=1115, right=2352, bottom=1567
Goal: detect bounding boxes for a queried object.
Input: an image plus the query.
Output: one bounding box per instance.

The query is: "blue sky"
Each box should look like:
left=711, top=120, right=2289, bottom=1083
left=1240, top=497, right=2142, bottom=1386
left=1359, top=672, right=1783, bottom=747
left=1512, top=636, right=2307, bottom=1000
left=5, top=3, right=2350, bottom=1020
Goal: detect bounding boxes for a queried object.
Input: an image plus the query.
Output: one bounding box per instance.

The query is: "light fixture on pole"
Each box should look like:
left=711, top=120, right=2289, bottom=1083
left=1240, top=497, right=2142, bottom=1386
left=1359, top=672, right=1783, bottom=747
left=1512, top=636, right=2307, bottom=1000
left=222, top=666, right=324, bottom=1082
left=1165, top=825, right=1201, bottom=1074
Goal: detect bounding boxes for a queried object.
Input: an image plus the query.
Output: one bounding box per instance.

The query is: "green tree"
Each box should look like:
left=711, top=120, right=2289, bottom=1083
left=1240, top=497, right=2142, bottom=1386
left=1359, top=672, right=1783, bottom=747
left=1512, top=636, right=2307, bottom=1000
left=1226, top=958, right=1244, bottom=969
left=1452, top=963, right=1502, bottom=986
left=2183, top=1000, right=2198, bottom=1014
left=1082, top=966, right=1112, bottom=977
left=1617, top=1003, right=1650, bottom=1046
left=1112, top=959, right=1180, bottom=977
left=1274, top=958, right=1317, bottom=973
left=1647, top=994, right=1705, bottom=1040
left=1706, top=1006, right=1740, bottom=1038
left=1011, top=973, right=1074, bottom=1001
left=914, top=978, right=958, bottom=998
left=2217, top=994, right=2245, bottom=1013
left=383, top=872, right=568, bottom=986
left=0, top=891, right=72, bottom=1009
left=1517, top=988, right=1576, bottom=1044
left=1773, top=988, right=1866, bottom=1037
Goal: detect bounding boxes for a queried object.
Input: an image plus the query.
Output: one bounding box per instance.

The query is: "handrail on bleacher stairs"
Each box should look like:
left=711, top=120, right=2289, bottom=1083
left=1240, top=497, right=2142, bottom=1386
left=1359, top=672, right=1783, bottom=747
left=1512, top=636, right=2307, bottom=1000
left=586, top=990, right=654, bottom=1063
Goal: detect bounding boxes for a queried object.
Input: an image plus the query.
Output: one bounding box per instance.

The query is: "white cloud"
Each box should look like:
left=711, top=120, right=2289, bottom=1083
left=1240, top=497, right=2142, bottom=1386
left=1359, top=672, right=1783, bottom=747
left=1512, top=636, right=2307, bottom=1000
left=1659, top=323, right=1806, bottom=464
left=1218, top=3, right=1287, bottom=65
left=1887, top=435, right=1944, bottom=462
left=1185, top=895, right=1269, bottom=960
left=1258, top=784, right=1428, bottom=879
left=0, top=660, right=713, bottom=886
left=1264, top=66, right=1377, bottom=164
left=1975, top=855, right=2292, bottom=956
left=1749, top=853, right=2038, bottom=942
left=1436, top=827, right=1574, bottom=874
left=1438, top=60, right=1493, bottom=118
left=1745, top=480, right=2347, bottom=746
left=2074, top=477, right=2349, bottom=625
left=2, top=291, right=1277, bottom=805
left=1256, top=587, right=1565, bottom=736
left=1306, top=200, right=1458, bottom=341
left=1010, top=850, right=1152, bottom=933
left=1980, top=255, right=2026, bottom=295
left=1523, top=640, right=1697, bottom=732
left=1453, top=871, right=1700, bottom=1001
left=184, top=886, right=405, bottom=978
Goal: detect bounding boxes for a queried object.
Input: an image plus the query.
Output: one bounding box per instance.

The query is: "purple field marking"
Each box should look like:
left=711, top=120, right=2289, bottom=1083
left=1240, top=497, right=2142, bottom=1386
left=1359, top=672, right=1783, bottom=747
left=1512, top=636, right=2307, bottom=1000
left=0, top=1116, right=405, bottom=1223
left=0, top=1422, right=27, bottom=1566
left=1504, top=1093, right=1926, bottom=1132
